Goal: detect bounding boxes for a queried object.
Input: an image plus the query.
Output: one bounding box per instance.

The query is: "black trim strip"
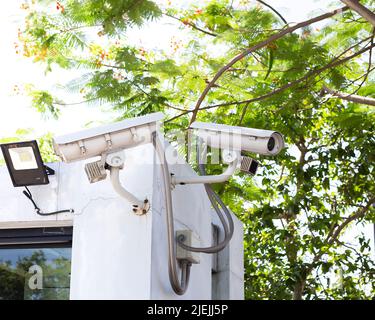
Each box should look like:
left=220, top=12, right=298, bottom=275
left=0, top=227, right=73, bottom=247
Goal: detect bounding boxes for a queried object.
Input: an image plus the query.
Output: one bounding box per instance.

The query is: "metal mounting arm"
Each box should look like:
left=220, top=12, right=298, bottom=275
left=171, top=150, right=240, bottom=186
left=109, top=166, right=150, bottom=215
left=105, top=150, right=150, bottom=215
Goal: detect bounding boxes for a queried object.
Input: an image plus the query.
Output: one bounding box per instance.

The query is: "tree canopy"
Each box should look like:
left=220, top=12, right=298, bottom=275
left=11, top=0, right=375, bottom=299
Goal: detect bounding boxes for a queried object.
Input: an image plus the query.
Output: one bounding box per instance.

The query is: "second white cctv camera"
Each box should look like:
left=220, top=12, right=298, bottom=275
left=189, top=121, right=284, bottom=156
left=171, top=121, right=284, bottom=186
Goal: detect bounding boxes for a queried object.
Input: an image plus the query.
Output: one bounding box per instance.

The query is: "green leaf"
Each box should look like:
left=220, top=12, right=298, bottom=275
left=264, top=48, right=274, bottom=80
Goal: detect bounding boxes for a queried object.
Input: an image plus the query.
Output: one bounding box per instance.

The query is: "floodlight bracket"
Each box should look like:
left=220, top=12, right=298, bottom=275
left=44, top=165, right=55, bottom=176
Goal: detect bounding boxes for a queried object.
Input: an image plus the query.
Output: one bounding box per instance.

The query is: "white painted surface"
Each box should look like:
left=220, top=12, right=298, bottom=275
left=211, top=207, right=244, bottom=300
left=0, top=161, right=72, bottom=224
left=0, top=141, right=244, bottom=300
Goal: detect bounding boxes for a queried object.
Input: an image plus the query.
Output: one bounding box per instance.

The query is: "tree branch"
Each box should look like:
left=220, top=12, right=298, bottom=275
left=302, top=35, right=373, bottom=92
left=165, top=41, right=374, bottom=123
left=309, top=196, right=375, bottom=272
left=340, top=0, right=375, bottom=27
left=322, top=85, right=375, bottom=106
left=327, top=197, right=375, bottom=246
left=166, top=43, right=374, bottom=123
left=350, top=29, right=374, bottom=95
left=335, top=239, right=362, bottom=256
left=215, top=42, right=374, bottom=110
left=255, top=0, right=288, bottom=24
left=238, top=101, right=250, bottom=124
left=57, top=24, right=102, bottom=34
left=293, top=196, right=375, bottom=299
left=53, top=98, right=98, bottom=106
left=164, top=13, right=218, bottom=37
left=189, top=6, right=349, bottom=125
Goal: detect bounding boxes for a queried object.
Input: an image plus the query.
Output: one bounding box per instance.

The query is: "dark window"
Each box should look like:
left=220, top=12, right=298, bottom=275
left=0, top=227, right=72, bottom=300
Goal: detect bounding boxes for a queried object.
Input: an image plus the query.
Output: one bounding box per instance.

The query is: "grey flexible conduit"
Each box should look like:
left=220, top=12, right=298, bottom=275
left=153, top=133, right=235, bottom=294
left=153, top=133, right=191, bottom=295
left=176, top=139, right=234, bottom=253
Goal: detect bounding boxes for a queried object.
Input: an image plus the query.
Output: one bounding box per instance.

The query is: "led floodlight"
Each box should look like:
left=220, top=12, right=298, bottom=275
left=0, top=140, right=53, bottom=187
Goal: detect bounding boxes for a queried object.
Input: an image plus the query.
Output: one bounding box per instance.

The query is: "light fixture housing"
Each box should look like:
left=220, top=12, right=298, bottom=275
left=0, top=140, right=52, bottom=187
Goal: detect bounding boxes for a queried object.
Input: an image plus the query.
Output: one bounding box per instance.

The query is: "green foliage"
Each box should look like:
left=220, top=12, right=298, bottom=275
left=65, top=0, right=162, bottom=34
left=28, top=88, right=60, bottom=119
left=11, top=0, right=375, bottom=299
left=38, top=132, right=60, bottom=162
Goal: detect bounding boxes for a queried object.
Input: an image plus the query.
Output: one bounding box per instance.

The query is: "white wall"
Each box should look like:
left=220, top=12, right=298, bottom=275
left=0, top=142, right=244, bottom=300
left=67, top=144, right=155, bottom=299
left=0, top=161, right=73, bottom=227
left=212, top=211, right=244, bottom=300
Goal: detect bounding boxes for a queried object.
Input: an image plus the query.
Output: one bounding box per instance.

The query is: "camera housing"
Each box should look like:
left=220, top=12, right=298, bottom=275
left=189, top=121, right=284, bottom=156
left=52, top=112, right=164, bottom=214
left=53, top=112, right=164, bottom=162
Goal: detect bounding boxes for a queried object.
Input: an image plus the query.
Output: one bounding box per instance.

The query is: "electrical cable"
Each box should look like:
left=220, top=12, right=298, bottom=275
left=23, top=186, right=74, bottom=216
left=153, top=133, right=235, bottom=294
left=176, top=139, right=235, bottom=253
left=153, top=133, right=191, bottom=295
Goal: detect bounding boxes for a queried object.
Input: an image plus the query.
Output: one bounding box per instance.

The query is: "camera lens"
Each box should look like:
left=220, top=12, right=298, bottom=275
left=267, top=137, right=275, bottom=151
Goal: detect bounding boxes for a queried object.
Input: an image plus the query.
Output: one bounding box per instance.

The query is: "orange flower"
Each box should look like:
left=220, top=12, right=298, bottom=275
left=20, top=3, right=29, bottom=10
left=56, top=1, right=65, bottom=13
left=139, top=48, right=146, bottom=57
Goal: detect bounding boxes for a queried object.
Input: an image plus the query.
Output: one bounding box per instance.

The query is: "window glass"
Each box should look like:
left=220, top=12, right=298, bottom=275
left=0, top=247, right=71, bottom=300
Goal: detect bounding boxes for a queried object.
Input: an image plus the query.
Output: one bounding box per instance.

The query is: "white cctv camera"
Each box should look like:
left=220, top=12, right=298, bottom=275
left=53, top=112, right=164, bottom=214
left=171, top=121, right=284, bottom=186
left=189, top=121, right=284, bottom=156
left=53, top=112, right=163, bottom=162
